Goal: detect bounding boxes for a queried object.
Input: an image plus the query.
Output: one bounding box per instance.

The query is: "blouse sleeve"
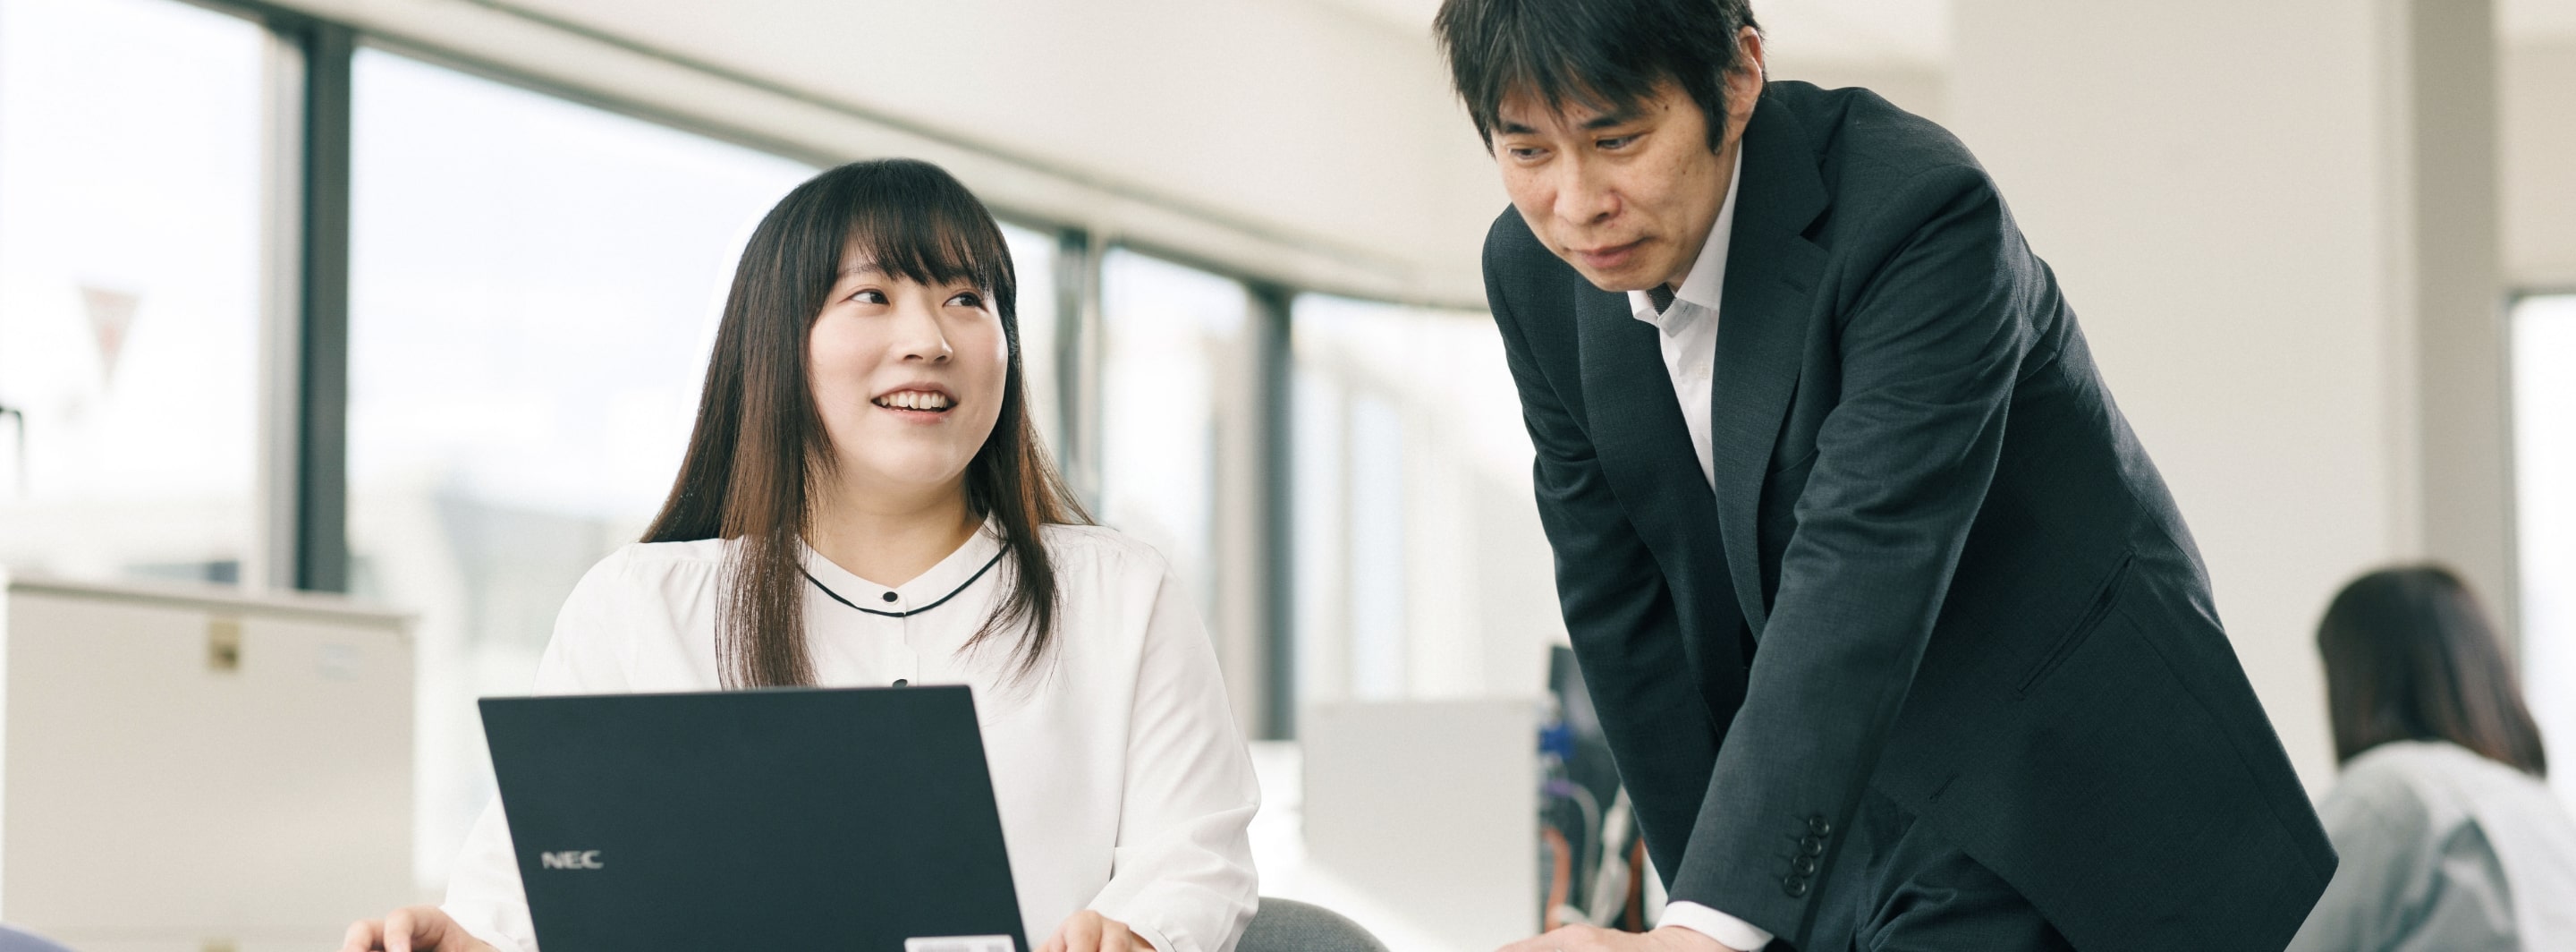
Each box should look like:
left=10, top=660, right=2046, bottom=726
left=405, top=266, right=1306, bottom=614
left=2285, top=773, right=2424, bottom=952
left=2286, top=754, right=2518, bottom=952
left=441, top=551, right=639, bottom=952
left=1084, top=561, right=1262, bottom=952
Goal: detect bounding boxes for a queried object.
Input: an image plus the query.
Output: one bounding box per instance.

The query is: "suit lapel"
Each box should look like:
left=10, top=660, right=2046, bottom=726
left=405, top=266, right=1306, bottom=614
left=1574, top=285, right=1731, bottom=679
left=1710, top=88, right=1831, bottom=635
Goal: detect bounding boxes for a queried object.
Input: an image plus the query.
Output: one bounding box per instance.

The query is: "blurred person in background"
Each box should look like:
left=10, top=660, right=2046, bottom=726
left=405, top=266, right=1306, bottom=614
left=2288, top=565, right=2576, bottom=951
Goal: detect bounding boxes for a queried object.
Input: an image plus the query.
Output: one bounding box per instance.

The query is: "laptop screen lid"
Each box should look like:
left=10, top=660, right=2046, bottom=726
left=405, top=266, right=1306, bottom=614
left=479, top=684, right=1028, bottom=952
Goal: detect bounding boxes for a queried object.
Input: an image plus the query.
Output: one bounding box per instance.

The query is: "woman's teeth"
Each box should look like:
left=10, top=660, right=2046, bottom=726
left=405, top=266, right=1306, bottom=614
left=874, top=391, right=952, bottom=412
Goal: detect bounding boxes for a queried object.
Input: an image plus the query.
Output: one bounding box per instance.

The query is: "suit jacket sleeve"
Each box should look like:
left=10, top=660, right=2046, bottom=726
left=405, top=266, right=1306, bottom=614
left=1483, top=224, right=1725, bottom=888
left=1669, top=163, right=2032, bottom=935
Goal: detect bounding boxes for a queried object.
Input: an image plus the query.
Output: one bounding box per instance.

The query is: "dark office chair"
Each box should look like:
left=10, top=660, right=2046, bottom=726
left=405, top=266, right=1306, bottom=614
left=0, top=925, right=74, bottom=952
left=1239, top=897, right=1389, bottom=952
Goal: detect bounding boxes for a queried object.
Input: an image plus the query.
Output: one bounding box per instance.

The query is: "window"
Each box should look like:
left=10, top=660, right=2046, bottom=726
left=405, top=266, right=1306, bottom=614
left=2512, top=293, right=2576, bottom=809
left=344, top=47, right=818, bottom=887
left=1289, top=295, right=1563, bottom=710
left=1097, top=249, right=1263, bottom=717
left=1000, top=223, right=1064, bottom=455
left=0, top=0, right=267, bottom=585
left=1097, top=251, right=1250, bottom=610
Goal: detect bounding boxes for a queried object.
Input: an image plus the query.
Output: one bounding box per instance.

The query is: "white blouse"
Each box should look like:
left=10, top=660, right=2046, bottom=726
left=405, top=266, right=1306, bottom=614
left=440, top=523, right=1261, bottom=952
left=2286, top=740, right=2576, bottom=952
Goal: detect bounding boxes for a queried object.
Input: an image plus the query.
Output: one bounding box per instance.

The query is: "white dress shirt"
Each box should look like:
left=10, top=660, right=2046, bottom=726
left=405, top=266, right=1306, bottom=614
left=1624, top=149, right=1775, bottom=952
left=1626, top=148, right=1743, bottom=493
left=440, top=523, right=1261, bottom=952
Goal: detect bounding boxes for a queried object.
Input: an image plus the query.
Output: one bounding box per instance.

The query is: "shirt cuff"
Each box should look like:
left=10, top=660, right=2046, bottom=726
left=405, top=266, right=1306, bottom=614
left=1122, top=919, right=1174, bottom=952
left=1657, top=901, right=1775, bottom=951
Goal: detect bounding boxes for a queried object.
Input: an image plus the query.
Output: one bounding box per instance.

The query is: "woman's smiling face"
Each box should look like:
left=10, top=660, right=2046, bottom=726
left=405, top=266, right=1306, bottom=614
left=805, top=243, right=1010, bottom=500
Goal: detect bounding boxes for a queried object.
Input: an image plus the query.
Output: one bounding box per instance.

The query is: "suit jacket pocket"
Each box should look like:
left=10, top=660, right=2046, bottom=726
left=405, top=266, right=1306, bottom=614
left=1767, top=444, right=1820, bottom=477
left=2015, top=551, right=2135, bottom=698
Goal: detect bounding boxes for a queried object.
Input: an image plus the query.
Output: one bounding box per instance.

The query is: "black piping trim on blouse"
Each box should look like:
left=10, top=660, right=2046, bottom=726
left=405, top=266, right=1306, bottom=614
left=803, top=550, right=1006, bottom=618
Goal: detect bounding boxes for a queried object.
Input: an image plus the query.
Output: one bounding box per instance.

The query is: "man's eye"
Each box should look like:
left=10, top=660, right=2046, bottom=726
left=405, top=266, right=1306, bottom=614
left=1597, top=135, right=1638, bottom=149
left=1509, top=147, right=1546, bottom=161
left=947, top=291, right=986, bottom=309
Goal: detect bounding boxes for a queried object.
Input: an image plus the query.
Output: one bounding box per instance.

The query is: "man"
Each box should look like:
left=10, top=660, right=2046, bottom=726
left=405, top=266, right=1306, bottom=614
left=1432, top=2, right=2335, bottom=950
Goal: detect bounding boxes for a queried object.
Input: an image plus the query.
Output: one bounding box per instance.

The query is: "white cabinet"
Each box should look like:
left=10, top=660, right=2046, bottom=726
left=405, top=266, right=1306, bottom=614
left=1299, top=699, right=1542, bottom=952
left=0, top=573, right=412, bottom=950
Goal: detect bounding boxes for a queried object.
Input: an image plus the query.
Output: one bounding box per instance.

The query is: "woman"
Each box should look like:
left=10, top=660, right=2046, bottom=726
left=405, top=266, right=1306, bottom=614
left=342, top=158, right=1258, bottom=952
left=2288, top=565, right=2576, bottom=951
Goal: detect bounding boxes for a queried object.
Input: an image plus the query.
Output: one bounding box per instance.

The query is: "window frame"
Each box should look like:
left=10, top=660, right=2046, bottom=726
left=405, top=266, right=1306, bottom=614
left=173, top=0, right=1310, bottom=737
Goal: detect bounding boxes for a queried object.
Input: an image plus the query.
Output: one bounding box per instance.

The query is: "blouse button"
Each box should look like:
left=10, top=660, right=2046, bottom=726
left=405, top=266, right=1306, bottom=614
left=880, top=591, right=898, bottom=603
left=892, top=678, right=908, bottom=687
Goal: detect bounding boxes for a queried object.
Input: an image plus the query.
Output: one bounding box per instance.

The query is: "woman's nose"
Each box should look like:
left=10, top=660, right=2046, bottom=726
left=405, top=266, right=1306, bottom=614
left=891, top=304, right=953, bottom=361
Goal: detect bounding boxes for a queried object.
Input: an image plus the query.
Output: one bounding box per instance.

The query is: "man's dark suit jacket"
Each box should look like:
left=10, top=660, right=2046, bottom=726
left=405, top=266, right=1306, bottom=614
left=1485, top=81, right=2335, bottom=951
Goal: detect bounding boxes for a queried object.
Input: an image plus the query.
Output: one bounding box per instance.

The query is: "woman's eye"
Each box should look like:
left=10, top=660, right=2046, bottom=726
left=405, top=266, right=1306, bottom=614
left=946, top=291, right=986, bottom=309
left=851, top=288, right=887, bottom=304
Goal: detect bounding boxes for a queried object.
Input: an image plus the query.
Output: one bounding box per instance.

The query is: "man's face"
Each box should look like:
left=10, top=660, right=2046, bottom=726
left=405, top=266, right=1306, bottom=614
left=1491, top=61, right=1760, bottom=293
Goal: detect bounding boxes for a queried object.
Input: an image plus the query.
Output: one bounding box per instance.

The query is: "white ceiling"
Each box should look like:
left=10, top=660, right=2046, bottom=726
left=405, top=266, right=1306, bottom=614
left=1312, top=0, right=2576, bottom=66
left=443, top=0, right=1510, bottom=302
left=1302, top=0, right=1950, bottom=66
left=298, top=0, right=2572, bottom=307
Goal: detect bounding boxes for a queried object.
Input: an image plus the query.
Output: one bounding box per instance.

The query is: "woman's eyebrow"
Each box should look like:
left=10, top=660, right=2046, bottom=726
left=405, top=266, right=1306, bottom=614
left=837, top=261, right=885, bottom=277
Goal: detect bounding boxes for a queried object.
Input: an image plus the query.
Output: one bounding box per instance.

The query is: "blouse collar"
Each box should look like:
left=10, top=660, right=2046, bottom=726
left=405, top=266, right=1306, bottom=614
left=801, top=518, right=1008, bottom=615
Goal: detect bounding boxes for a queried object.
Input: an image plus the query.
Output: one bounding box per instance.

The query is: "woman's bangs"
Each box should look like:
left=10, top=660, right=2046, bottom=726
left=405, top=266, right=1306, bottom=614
left=839, top=184, right=1013, bottom=305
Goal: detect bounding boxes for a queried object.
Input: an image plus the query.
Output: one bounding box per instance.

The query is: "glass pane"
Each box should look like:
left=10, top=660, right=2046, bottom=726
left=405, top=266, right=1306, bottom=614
left=1000, top=223, right=1063, bottom=456
left=1098, top=249, right=1249, bottom=615
left=1289, top=295, right=1565, bottom=710
left=2513, top=293, right=2576, bottom=812
left=347, top=47, right=814, bottom=888
left=0, top=0, right=266, bottom=585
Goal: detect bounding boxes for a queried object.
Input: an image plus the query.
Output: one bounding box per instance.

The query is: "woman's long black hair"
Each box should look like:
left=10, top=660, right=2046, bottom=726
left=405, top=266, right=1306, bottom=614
left=2318, top=565, right=2547, bottom=777
left=643, top=157, right=1089, bottom=688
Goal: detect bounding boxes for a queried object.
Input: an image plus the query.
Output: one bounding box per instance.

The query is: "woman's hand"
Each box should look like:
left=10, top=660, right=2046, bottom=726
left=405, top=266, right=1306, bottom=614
left=1041, top=910, right=1155, bottom=952
left=338, top=905, right=499, bottom=952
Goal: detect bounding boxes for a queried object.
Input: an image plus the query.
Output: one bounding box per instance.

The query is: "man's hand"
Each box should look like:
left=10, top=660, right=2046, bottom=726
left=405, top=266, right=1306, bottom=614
left=1040, top=910, right=1155, bottom=952
left=1496, top=924, right=1741, bottom=952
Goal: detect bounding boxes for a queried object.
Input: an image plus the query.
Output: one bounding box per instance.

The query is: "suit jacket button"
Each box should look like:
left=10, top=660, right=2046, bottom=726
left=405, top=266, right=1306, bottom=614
left=1800, top=835, right=1826, bottom=856
left=1791, top=856, right=1818, bottom=876
left=1782, top=875, right=1811, bottom=898
left=1808, top=815, right=1833, bottom=836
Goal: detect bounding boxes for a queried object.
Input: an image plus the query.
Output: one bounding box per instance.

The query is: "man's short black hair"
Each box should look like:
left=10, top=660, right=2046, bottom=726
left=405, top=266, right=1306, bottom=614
left=1435, top=0, right=1760, bottom=151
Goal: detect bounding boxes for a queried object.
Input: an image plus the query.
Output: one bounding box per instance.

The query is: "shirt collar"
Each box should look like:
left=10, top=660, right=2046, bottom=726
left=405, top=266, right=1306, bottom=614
left=1628, top=146, right=1745, bottom=323
left=801, top=517, right=1007, bottom=610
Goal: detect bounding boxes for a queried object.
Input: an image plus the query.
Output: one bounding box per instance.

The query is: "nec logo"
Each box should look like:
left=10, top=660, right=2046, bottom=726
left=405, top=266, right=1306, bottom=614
left=540, top=850, right=605, bottom=870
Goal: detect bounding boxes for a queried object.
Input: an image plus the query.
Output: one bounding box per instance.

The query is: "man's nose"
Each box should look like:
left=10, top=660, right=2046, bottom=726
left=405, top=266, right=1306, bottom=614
left=1551, top=157, right=1618, bottom=227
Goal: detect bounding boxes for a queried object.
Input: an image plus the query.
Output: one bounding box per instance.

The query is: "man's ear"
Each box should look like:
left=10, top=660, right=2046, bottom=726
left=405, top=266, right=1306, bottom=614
left=1729, top=27, right=1767, bottom=124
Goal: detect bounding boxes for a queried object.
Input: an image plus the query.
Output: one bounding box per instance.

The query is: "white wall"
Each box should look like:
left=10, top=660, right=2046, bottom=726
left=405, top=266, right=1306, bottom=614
left=1951, top=0, right=2360, bottom=792
left=1948, top=0, right=2521, bottom=793
left=1767, top=58, right=1948, bottom=124
left=2505, top=38, right=2576, bottom=288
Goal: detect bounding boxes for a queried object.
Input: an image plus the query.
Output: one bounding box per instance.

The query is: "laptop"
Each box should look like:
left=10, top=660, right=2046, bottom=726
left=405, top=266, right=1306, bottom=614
left=479, top=684, right=1029, bottom=952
